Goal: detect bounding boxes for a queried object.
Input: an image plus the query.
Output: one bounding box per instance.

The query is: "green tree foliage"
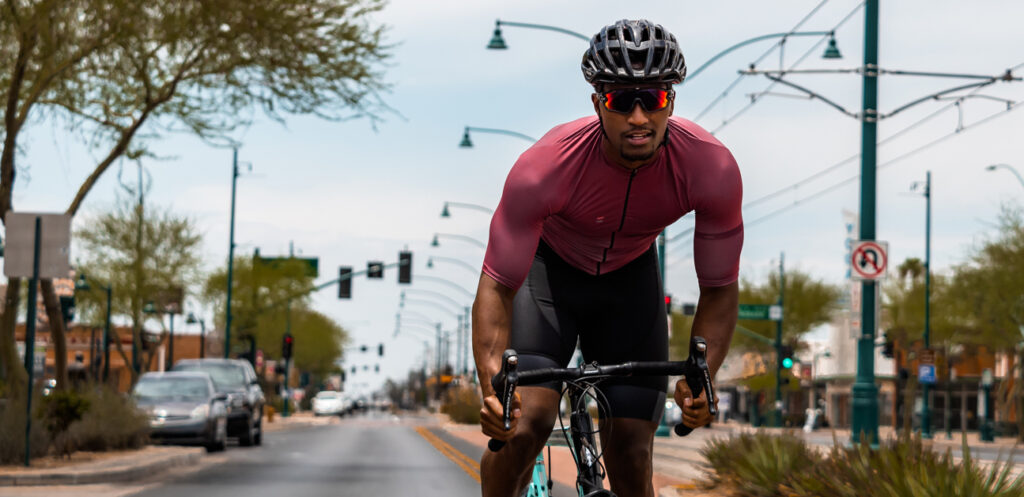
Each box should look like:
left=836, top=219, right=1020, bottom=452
left=731, top=269, right=842, bottom=352
left=0, top=0, right=390, bottom=395
left=203, top=257, right=348, bottom=379
left=74, top=196, right=203, bottom=382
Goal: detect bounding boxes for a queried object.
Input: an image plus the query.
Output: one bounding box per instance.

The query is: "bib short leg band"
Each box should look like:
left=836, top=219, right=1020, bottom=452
left=509, top=240, right=668, bottom=423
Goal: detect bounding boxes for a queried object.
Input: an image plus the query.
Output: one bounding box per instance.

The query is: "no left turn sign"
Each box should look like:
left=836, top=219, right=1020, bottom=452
left=850, top=240, right=888, bottom=280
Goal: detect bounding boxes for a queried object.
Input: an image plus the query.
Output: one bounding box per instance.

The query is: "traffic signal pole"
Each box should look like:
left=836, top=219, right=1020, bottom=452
left=774, top=253, right=785, bottom=427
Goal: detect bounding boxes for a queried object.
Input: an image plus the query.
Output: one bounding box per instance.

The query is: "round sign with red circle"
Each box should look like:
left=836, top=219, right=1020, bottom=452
left=850, top=241, right=888, bottom=280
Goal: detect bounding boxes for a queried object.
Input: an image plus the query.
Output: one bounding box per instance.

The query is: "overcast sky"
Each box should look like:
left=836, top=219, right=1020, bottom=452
left=13, top=0, right=1024, bottom=394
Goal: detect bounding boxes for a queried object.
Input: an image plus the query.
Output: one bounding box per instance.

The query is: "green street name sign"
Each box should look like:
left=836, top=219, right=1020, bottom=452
left=738, top=304, right=783, bottom=321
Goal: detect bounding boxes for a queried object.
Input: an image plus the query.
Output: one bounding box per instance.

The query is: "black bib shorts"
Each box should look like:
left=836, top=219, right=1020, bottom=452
left=510, top=240, right=669, bottom=423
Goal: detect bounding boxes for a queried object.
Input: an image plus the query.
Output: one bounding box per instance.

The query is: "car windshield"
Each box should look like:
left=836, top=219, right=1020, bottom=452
left=134, top=377, right=210, bottom=401
left=174, top=363, right=246, bottom=391
left=316, top=392, right=340, bottom=399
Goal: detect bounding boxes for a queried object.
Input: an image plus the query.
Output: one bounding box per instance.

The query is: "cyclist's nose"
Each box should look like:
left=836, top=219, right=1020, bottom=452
left=626, top=103, right=649, bottom=126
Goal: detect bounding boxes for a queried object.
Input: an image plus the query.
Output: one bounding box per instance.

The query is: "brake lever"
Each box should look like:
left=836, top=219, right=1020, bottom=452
left=675, top=337, right=716, bottom=436
left=487, top=349, right=518, bottom=452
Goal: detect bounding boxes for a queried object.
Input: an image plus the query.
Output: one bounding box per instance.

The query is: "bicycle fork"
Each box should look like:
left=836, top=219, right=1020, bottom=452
left=567, top=387, right=607, bottom=496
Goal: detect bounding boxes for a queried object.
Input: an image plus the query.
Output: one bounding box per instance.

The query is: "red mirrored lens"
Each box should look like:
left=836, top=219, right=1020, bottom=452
left=602, top=89, right=671, bottom=113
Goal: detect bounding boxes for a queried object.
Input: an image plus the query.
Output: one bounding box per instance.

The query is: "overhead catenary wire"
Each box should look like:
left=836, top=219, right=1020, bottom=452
left=708, top=2, right=865, bottom=135
left=665, top=59, right=1024, bottom=254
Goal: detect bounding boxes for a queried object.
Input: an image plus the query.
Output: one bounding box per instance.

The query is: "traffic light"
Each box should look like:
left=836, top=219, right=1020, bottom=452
left=378, top=343, right=384, bottom=357
left=338, top=266, right=352, bottom=299
left=367, top=261, right=384, bottom=279
left=282, top=333, right=294, bottom=361
left=59, top=295, right=75, bottom=324
left=779, top=345, right=794, bottom=369
left=398, top=251, right=412, bottom=284
left=374, top=364, right=380, bottom=373
left=882, top=332, right=894, bottom=358
left=664, top=294, right=672, bottom=315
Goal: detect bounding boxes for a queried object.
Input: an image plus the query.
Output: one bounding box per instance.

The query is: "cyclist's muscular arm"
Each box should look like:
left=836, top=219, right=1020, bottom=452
left=691, top=282, right=738, bottom=377
left=472, top=273, right=516, bottom=397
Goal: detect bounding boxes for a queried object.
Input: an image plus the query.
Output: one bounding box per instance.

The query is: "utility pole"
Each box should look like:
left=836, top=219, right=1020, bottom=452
left=774, top=253, right=785, bottom=427
left=922, top=171, right=932, bottom=438
left=224, top=147, right=239, bottom=358
left=851, top=0, right=881, bottom=444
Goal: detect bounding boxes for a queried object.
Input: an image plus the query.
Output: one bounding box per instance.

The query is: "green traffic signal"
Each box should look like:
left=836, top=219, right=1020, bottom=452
left=782, top=357, right=794, bottom=369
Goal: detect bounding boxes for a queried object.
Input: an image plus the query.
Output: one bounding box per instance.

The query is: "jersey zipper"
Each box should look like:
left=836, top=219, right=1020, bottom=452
left=596, top=168, right=638, bottom=275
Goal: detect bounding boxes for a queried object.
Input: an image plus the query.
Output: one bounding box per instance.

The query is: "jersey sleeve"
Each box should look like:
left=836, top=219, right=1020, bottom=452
left=481, top=150, right=558, bottom=291
left=691, top=145, right=744, bottom=287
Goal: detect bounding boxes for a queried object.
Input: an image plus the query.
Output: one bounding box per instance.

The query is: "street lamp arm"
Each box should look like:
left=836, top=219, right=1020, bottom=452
left=497, top=19, right=589, bottom=41
left=686, top=31, right=833, bottom=83
left=434, top=233, right=487, bottom=249
left=415, top=275, right=475, bottom=299
left=404, top=287, right=467, bottom=309
left=446, top=201, right=494, bottom=215
left=988, top=164, right=1024, bottom=189
left=762, top=74, right=858, bottom=118
left=429, top=256, right=480, bottom=275
left=465, top=126, right=537, bottom=143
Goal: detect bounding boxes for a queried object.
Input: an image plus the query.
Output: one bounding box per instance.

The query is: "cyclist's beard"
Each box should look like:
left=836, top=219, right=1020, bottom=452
left=618, top=126, right=669, bottom=163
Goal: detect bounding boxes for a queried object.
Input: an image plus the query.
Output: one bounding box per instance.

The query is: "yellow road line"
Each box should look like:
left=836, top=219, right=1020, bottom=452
left=415, top=426, right=481, bottom=482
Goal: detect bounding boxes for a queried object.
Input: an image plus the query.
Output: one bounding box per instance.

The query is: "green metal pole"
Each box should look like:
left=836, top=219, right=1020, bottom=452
left=435, top=323, right=442, bottom=401
left=103, top=285, right=111, bottom=382
left=922, top=171, right=932, bottom=438
left=167, top=313, right=175, bottom=370
left=775, top=253, right=785, bottom=427
left=852, top=0, right=881, bottom=445
left=23, top=217, right=41, bottom=466
left=224, top=147, right=238, bottom=358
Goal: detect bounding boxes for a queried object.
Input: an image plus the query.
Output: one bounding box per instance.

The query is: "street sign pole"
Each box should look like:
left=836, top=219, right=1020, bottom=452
left=23, top=216, right=41, bottom=466
left=922, top=171, right=933, bottom=439
left=775, top=253, right=785, bottom=427
left=852, top=0, right=881, bottom=445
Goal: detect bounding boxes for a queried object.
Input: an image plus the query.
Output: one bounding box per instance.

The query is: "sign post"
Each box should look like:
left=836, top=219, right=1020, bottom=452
left=4, top=212, right=71, bottom=466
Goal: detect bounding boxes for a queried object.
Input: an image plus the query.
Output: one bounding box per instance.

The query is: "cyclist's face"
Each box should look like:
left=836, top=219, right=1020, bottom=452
left=592, top=83, right=674, bottom=169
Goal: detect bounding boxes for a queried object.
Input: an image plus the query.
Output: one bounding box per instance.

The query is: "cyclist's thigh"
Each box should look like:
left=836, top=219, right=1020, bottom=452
left=510, top=242, right=579, bottom=391
left=578, top=245, right=669, bottom=422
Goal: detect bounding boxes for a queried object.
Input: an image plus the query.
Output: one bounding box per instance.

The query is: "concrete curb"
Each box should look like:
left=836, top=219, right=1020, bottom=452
left=0, top=448, right=203, bottom=486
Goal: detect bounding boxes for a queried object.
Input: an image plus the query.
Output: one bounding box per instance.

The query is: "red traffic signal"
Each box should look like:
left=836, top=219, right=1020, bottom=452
left=282, top=333, right=294, bottom=360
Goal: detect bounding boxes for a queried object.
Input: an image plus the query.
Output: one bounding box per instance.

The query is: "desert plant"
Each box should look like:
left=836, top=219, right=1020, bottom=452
left=441, top=386, right=482, bottom=425
left=37, top=390, right=90, bottom=457
left=0, top=393, right=51, bottom=464
left=67, top=386, right=149, bottom=452
left=700, top=431, right=821, bottom=496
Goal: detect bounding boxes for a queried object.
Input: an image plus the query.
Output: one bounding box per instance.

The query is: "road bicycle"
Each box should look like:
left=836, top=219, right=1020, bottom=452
left=489, top=336, right=717, bottom=497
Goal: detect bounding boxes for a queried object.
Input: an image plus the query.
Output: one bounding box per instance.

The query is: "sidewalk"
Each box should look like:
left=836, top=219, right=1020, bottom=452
left=0, top=446, right=202, bottom=486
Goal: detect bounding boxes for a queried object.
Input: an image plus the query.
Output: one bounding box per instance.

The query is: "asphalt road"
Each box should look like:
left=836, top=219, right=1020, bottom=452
left=133, top=412, right=484, bottom=497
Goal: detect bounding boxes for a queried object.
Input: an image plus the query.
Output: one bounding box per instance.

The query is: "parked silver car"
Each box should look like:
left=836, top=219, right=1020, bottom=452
left=133, top=371, right=228, bottom=452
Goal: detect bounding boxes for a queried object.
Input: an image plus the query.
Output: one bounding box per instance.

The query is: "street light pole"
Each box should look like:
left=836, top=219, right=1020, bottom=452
left=225, top=146, right=238, bottom=356
left=923, top=171, right=933, bottom=438
left=103, top=285, right=111, bottom=382
left=775, top=253, right=785, bottom=427
left=851, top=0, right=880, bottom=445
left=985, top=163, right=1024, bottom=189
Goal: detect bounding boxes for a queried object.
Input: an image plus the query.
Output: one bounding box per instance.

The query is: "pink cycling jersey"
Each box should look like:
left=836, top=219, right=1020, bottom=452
left=482, top=115, right=743, bottom=291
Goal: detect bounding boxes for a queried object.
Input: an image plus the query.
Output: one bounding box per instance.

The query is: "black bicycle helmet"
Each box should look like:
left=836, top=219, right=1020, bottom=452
left=581, top=19, right=686, bottom=86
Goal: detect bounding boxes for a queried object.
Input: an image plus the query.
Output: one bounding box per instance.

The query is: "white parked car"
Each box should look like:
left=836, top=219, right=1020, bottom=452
left=312, top=391, right=346, bottom=416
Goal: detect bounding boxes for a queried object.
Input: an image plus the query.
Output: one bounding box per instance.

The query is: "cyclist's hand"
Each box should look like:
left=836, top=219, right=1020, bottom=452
left=674, top=378, right=718, bottom=429
left=479, top=392, right=522, bottom=441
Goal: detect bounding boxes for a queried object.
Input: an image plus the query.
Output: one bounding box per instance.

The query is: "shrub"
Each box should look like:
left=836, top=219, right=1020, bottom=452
left=37, top=390, right=90, bottom=457
left=700, top=431, right=821, bottom=496
left=67, top=386, right=149, bottom=452
left=700, top=431, right=1024, bottom=497
left=441, top=386, right=481, bottom=425
left=0, top=393, right=52, bottom=464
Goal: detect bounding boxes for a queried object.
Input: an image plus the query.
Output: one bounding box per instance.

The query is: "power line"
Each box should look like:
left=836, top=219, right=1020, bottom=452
left=708, top=2, right=865, bottom=135
left=692, top=0, right=835, bottom=123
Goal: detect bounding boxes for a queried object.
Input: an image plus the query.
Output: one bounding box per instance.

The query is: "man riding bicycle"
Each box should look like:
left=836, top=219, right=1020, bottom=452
left=473, top=19, right=743, bottom=497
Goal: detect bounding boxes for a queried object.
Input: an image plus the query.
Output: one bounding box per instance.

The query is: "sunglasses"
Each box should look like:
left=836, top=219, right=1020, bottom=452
left=599, top=88, right=674, bottom=114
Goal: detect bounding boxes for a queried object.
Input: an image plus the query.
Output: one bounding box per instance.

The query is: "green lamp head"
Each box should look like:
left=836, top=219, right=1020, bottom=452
left=822, top=35, right=842, bottom=59
left=459, top=128, right=473, bottom=148
left=441, top=203, right=451, bottom=218
left=487, top=23, right=507, bottom=50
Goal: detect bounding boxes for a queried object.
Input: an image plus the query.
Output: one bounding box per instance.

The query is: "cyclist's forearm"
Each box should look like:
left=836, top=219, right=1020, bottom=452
left=472, top=274, right=517, bottom=397
left=692, top=281, right=739, bottom=378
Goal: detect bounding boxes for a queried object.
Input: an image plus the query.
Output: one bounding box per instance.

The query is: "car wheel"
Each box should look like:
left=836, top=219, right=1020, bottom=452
left=254, top=416, right=263, bottom=446
left=238, top=415, right=255, bottom=447
left=206, top=419, right=227, bottom=452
